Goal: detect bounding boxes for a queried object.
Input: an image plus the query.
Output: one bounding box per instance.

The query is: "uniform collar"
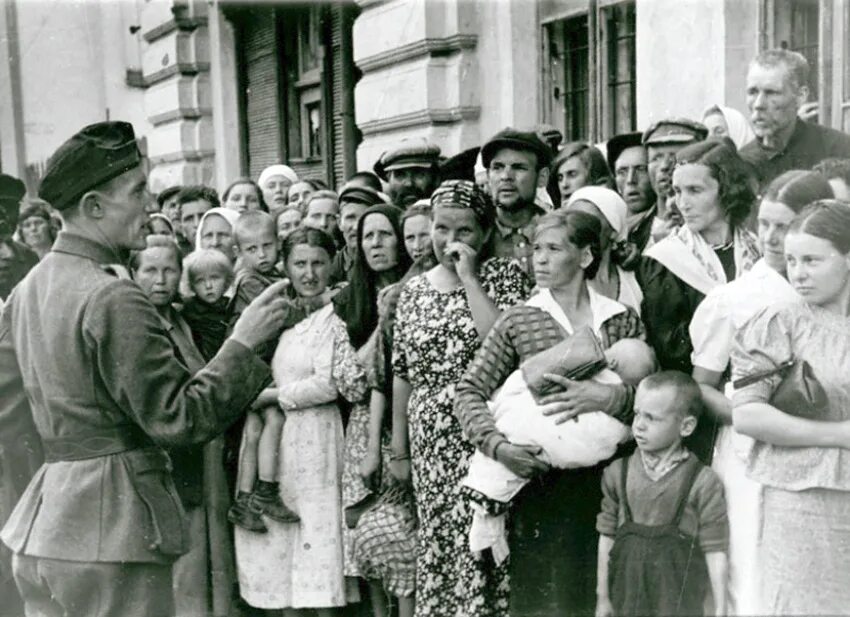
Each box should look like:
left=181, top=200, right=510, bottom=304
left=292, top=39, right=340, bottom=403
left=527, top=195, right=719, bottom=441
left=51, top=232, right=125, bottom=265
left=495, top=203, right=544, bottom=238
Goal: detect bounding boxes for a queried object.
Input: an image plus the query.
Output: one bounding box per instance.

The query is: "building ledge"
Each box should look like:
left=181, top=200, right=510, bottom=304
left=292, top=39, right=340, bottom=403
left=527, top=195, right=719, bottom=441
left=148, top=149, right=216, bottom=166
left=356, top=34, right=477, bottom=73
left=358, top=106, right=480, bottom=135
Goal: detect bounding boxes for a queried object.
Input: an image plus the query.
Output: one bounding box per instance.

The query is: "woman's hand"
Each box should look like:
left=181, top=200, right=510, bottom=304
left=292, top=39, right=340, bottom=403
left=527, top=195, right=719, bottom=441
left=495, top=443, right=549, bottom=478
left=359, top=450, right=382, bottom=492
left=539, top=374, right=613, bottom=424
left=446, top=242, right=478, bottom=284
left=388, top=457, right=411, bottom=485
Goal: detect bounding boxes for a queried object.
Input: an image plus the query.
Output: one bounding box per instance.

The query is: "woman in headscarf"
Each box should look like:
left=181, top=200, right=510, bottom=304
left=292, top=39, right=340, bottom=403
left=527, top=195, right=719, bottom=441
left=390, top=180, right=530, bottom=617
left=147, top=212, right=176, bottom=239
left=566, top=186, right=643, bottom=313
left=332, top=203, right=412, bottom=608
left=702, top=105, right=756, bottom=150
left=258, top=164, right=299, bottom=219
left=195, top=207, right=240, bottom=263
left=637, top=137, right=761, bottom=463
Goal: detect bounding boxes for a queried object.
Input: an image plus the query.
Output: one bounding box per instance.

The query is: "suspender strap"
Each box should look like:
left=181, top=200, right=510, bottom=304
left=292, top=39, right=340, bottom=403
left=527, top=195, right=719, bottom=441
left=671, top=456, right=703, bottom=525
left=619, top=455, right=633, bottom=523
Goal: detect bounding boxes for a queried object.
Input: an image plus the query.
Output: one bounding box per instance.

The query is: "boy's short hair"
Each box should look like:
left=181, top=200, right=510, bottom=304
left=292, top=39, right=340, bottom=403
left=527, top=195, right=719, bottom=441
left=234, top=210, right=276, bottom=246
left=638, top=370, right=703, bottom=419
left=184, top=248, right=234, bottom=287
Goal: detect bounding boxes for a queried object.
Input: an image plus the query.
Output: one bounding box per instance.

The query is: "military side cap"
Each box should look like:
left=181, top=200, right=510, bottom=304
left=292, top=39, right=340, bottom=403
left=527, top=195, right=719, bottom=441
left=39, top=121, right=142, bottom=211
left=481, top=127, right=554, bottom=169
left=605, top=131, right=644, bottom=173
left=0, top=174, right=26, bottom=204
left=374, top=138, right=441, bottom=181
left=339, top=183, right=385, bottom=207
left=642, top=118, right=708, bottom=147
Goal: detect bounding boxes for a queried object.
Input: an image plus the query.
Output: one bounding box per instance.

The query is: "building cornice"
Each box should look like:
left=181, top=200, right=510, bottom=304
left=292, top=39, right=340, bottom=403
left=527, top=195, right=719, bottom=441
left=358, top=106, right=480, bottom=135
left=356, top=33, right=477, bottom=73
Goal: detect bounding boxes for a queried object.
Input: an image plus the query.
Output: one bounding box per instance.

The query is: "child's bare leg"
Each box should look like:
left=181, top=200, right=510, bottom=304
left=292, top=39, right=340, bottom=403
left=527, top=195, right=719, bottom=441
left=237, top=411, right=264, bottom=494
left=257, top=406, right=285, bottom=482
left=367, top=580, right=389, bottom=617
left=397, top=594, right=414, bottom=617
left=252, top=406, right=299, bottom=522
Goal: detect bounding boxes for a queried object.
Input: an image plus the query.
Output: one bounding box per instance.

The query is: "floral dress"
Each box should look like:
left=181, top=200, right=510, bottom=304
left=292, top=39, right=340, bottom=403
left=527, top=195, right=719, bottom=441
left=235, top=304, right=367, bottom=609
left=392, top=258, right=530, bottom=617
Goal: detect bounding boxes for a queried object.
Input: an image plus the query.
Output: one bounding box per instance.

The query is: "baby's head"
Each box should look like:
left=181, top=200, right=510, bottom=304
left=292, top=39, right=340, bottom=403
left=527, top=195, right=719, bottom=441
left=234, top=210, right=278, bottom=275
left=184, top=248, right=234, bottom=305
left=603, top=338, right=658, bottom=386
left=632, top=371, right=702, bottom=454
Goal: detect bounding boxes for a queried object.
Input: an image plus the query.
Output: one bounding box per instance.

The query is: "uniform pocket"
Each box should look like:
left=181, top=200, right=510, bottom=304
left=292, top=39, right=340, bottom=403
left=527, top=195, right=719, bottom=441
left=124, top=449, right=189, bottom=557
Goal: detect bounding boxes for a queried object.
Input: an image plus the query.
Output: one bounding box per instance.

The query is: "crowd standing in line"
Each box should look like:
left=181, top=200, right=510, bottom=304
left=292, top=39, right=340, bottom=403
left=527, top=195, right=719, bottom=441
left=1, top=47, right=850, bottom=617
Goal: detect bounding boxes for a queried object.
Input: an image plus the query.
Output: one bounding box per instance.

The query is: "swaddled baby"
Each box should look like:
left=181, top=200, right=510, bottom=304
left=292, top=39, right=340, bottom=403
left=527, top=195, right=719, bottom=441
left=462, top=336, right=657, bottom=562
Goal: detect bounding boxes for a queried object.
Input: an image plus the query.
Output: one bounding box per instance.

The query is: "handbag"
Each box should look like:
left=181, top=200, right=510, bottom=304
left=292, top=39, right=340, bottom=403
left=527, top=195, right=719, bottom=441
left=520, top=326, right=607, bottom=403
left=732, top=358, right=828, bottom=419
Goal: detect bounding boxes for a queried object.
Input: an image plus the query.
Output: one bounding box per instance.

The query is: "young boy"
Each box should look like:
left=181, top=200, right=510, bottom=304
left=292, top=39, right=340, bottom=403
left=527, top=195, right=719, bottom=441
left=227, top=211, right=300, bottom=531
left=596, top=371, right=728, bottom=617
left=462, top=335, right=657, bottom=562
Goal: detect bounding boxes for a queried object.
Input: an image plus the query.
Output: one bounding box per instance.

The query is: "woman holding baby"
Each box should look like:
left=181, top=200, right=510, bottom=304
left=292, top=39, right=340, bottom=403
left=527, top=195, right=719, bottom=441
left=455, top=209, right=647, bottom=617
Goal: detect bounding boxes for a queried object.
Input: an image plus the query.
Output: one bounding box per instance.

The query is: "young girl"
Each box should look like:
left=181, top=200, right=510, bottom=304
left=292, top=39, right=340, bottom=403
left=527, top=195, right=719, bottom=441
left=596, top=371, right=728, bottom=617
left=181, top=249, right=234, bottom=361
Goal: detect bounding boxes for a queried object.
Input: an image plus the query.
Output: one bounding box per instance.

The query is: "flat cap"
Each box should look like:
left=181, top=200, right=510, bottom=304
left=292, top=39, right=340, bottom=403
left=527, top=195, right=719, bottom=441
left=339, top=183, right=385, bottom=207
left=642, top=118, right=708, bottom=147
left=481, top=128, right=554, bottom=169
left=605, top=131, right=644, bottom=173
left=374, top=138, right=441, bottom=181
left=0, top=174, right=26, bottom=204
left=39, top=121, right=142, bottom=211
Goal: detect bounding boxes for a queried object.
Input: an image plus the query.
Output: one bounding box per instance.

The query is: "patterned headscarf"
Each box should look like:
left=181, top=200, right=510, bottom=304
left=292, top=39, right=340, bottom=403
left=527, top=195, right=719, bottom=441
left=430, top=179, right=494, bottom=227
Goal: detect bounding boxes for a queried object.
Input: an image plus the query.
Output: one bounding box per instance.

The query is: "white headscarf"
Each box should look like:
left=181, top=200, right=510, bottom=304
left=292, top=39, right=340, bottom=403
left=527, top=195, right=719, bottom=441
left=258, top=164, right=298, bottom=188
left=566, top=186, right=628, bottom=242
left=703, top=105, right=756, bottom=150
left=194, top=207, right=241, bottom=251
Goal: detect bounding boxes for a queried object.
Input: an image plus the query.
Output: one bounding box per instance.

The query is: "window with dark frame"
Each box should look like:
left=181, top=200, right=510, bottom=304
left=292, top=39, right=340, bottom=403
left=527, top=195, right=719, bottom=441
left=773, top=0, right=820, bottom=97
left=604, top=2, right=637, bottom=137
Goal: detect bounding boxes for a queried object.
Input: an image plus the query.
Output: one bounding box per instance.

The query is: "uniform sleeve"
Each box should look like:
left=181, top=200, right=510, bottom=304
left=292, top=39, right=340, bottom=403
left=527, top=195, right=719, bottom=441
left=730, top=307, right=793, bottom=408
left=482, top=259, right=532, bottom=311
left=331, top=318, right=368, bottom=404
left=596, top=460, right=622, bottom=537
left=454, top=310, right=519, bottom=458
left=689, top=290, right=733, bottom=373
left=692, top=466, right=729, bottom=553
left=83, top=280, right=271, bottom=447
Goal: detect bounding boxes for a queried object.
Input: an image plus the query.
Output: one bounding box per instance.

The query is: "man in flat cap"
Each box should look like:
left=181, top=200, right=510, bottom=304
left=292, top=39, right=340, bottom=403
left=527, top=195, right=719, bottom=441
left=374, top=137, right=441, bottom=208
left=0, top=174, right=39, bottom=302
left=330, top=180, right=386, bottom=284
left=643, top=118, right=708, bottom=244
left=0, top=121, right=291, bottom=616
left=606, top=132, right=656, bottom=252
left=482, top=127, right=552, bottom=277
left=740, top=49, right=850, bottom=189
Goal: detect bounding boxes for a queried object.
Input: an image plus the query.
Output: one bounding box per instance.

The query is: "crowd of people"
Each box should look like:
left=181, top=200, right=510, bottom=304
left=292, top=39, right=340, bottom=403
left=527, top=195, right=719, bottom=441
left=2, top=47, right=850, bottom=617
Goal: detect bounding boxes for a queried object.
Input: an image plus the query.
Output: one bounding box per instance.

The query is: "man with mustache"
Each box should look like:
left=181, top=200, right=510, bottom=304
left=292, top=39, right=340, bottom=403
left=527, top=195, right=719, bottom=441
left=740, top=49, right=850, bottom=190
left=374, top=138, right=441, bottom=208
left=606, top=132, right=656, bottom=252
left=482, top=128, right=553, bottom=278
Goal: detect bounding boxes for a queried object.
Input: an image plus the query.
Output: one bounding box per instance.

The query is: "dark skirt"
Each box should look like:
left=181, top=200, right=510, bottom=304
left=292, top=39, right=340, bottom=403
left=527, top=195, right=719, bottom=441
left=508, top=463, right=606, bottom=617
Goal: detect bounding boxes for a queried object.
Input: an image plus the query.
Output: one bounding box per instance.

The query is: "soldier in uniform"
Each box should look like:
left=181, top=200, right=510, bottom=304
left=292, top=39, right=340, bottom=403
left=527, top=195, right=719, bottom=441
left=0, top=121, right=291, bottom=617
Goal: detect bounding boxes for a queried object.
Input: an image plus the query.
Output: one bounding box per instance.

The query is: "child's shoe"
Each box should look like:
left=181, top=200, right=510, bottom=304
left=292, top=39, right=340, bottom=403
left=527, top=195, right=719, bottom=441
left=227, top=491, right=268, bottom=533
left=253, top=480, right=300, bottom=523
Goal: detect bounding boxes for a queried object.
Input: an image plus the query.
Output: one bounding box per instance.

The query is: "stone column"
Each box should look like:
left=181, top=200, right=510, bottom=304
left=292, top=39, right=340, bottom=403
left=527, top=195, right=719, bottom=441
left=141, top=0, right=214, bottom=193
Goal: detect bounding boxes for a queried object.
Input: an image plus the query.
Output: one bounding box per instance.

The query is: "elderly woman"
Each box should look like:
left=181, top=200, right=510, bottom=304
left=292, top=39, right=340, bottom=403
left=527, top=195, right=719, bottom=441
left=566, top=186, right=643, bottom=312
left=456, top=209, right=643, bottom=617
left=258, top=164, right=299, bottom=219
left=195, top=207, right=240, bottom=263
left=702, top=105, right=756, bottom=149
left=390, top=180, right=530, bottom=617
left=637, top=137, right=760, bottom=463
left=731, top=201, right=850, bottom=615
left=554, top=142, right=615, bottom=207
left=16, top=200, right=56, bottom=260
left=234, top=227, right=367, bottom=615
left=130, top=237, right=235, bottom=617
left=688, top=170, right=833, bottom=614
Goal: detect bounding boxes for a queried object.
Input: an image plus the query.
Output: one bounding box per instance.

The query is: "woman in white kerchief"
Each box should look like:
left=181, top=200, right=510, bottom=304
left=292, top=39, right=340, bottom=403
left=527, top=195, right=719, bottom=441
left=566, top=186, right=643, bottom=314
left=636, top=137, right=761, bottom=464
left=258, top=164, right=299, bottom=219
